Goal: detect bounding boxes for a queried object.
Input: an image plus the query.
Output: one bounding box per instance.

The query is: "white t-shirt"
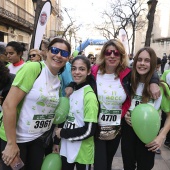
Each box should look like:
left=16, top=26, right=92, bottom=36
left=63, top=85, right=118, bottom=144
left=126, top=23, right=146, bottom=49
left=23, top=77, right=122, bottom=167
left=129, top=82, right=162, bottom=111
left=13, top=62, right=60, bottom=142
left=8, top=63, right=25, bottom=74
left=96, top=71, right=126, bottom=126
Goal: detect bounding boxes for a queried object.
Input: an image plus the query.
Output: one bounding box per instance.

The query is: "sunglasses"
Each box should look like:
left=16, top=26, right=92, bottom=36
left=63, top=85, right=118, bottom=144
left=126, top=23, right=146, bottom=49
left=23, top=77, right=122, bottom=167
left=29, top=54, right=37, bottom=58
left=50, top=47, right=70, bottom=58
left=104, top=50, right=120, bottom=57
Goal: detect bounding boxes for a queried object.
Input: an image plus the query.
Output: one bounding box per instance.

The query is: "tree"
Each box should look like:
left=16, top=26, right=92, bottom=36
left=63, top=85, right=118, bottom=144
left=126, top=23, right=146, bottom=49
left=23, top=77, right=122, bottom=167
left=95, top=0, right=147, bottom=55
left=144, top=0, right=158, bottom=47
left=61, top=8, right=81, bottom=45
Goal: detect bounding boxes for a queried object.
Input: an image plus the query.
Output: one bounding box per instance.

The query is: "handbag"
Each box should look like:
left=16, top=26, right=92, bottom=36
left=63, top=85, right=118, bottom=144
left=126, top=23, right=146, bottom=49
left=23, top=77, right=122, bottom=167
left=98, top=125, right=121, bottom=140
left=38, top=124, right=56, bottom=148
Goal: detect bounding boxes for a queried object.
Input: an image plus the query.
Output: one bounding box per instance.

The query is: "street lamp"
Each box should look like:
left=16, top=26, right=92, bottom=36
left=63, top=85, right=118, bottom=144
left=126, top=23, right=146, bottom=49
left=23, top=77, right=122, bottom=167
left=32, top=0, right=37, bottom=11
left=79, top=40, right=82, bottom=52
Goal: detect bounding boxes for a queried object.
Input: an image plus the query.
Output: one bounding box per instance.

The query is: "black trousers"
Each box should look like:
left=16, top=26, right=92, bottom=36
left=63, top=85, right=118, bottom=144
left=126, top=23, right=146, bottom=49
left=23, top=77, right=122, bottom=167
left=1, top=138, right=45, bottom=170
left=121, top=119, right=155, bottom=170
left=61, top=156, right=90, bottom=170
left=93, top=133, right=121, bottom=170
left=161, top=111, right=170, bottom=142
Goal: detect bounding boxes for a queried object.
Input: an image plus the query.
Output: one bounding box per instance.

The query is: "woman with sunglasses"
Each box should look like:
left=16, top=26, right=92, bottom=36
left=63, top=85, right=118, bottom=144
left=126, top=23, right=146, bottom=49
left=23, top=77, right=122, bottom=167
left=90, top=39, right=160, bottom=170
left=122, top=47, right=170, bottom=170
left=28, top=49, right=42, bottom=62
left=0, top=38, right=70, bottom=170
left=6, top=41, right=25, bottom=74
left=87, top=54, right=96, bottom=66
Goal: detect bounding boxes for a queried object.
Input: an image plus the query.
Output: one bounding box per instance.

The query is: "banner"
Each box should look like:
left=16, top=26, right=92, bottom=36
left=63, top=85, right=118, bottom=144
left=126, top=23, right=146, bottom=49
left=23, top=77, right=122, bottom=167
left=118, top=29, right=129, bottom=55
left=33, top=1, right=52, bottom=49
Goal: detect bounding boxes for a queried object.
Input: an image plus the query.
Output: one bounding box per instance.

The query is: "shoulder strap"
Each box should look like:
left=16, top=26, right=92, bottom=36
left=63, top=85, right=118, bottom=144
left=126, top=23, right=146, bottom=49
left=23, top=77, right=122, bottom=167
left=35, top=62, right=42, bottom=80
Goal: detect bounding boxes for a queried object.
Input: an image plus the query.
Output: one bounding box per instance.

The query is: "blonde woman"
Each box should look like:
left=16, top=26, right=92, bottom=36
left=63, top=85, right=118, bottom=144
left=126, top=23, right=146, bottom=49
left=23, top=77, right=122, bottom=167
left=28, top=49, right=42, bottom=62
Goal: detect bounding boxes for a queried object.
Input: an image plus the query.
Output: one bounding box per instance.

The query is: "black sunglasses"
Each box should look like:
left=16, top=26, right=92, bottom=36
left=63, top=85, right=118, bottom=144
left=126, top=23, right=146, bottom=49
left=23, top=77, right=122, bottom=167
left=29, top=54, right=37, bottom=58
left=50, top=47, right=70, bottom=58
left=104, top=50, right=120, bottom=57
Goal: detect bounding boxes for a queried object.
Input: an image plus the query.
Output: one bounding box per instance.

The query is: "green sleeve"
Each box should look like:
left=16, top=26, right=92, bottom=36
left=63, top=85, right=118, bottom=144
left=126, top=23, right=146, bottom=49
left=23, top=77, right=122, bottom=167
left=161, top=70, right=170, bottom=81
left=12, top=62, right=43, bottom=93
left=84, top=86, right=98, bottom=123
left=160, top=82, right=170, bottom=113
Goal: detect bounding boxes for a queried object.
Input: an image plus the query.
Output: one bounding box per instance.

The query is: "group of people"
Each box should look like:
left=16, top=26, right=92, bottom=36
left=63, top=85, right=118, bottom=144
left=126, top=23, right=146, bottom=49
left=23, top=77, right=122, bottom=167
left=0, top=37, right=170, bottom=170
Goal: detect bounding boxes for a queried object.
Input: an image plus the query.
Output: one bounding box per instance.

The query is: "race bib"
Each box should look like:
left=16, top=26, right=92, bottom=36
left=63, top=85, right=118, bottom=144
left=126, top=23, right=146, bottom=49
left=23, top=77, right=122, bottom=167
left=98, top=109, right=121, bottom=126
left=64, top=116, right=79, bottom=129
left=129, top=95, right=154, bottom=111
left=28, top=114, right=55, bottom=133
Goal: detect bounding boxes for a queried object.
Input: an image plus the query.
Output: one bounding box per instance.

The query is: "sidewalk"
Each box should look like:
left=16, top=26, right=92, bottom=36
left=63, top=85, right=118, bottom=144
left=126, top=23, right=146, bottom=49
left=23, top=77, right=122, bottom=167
left=112, top=144, right=170, bottom=170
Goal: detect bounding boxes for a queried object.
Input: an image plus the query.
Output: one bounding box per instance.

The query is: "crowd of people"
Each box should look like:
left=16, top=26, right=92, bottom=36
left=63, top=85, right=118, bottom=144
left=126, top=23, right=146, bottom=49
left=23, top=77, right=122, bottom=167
left=0, top=37, right=170, bottom=170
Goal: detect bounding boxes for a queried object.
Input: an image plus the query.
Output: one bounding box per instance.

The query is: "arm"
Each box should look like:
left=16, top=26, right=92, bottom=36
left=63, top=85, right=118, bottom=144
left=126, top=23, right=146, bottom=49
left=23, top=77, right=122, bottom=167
left=149, top=71, right=160, bottom=100
left=1, top=86, right=26, bottom=165
left=56, top=122, right=97, bottom=141
left=65, top=82, right=76, bottom=97
left=146, top=112, right=170, bottom=152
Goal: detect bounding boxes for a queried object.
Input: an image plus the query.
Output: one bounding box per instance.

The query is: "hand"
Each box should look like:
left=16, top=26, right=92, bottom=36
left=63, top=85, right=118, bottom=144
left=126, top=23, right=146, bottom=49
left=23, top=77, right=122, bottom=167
left=145, top=135, right=164, bottom=152
left=149, top=83, right=160, bottom=100
left=52, top=144, right=60, bottom=153
left=56, top=128, right=62, bottom=139
left=2, top=142, right=20, bottom=166
left=125, top=111, right=132, bottom=126
left=65, top=87, right=73, bottom=97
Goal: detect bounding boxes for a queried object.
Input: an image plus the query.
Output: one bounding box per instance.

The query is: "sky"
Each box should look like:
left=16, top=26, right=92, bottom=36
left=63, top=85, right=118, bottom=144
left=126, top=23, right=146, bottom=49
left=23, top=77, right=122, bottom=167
left=61, top=0, right=111, bottom=40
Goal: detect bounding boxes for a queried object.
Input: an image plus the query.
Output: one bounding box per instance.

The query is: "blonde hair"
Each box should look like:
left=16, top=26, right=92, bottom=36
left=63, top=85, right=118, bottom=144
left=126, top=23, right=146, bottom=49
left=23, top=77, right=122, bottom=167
left=29, top=49, right=42, bottom=60
left=96, top=39, right=128, bottom=77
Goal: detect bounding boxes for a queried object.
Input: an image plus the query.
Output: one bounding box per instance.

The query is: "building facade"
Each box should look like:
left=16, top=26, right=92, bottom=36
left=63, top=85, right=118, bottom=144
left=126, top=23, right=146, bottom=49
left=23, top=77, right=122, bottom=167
left=135, top=0, right=170, bottom=58
left=0, top=0, right=62, bottom=52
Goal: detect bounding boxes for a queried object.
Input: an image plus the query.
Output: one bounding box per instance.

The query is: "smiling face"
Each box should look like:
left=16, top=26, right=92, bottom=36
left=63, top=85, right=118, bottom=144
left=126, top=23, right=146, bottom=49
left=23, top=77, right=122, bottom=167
left=6, top=46, right=21, bottom=64
left=104, top=45, right=121, bottom=73
left=45, top=42, right=69, bottom=75
left=136, top=50, right=151, bottom=81
left=71, top=59, right=90, bottom=85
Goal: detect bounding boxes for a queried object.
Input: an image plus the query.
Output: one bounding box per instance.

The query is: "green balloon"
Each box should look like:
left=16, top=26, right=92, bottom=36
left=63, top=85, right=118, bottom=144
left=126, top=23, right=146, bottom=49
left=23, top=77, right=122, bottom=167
left=41, top=153, right=62, bottom=170
left=131, top=104, right=160, bottom=144
left=72, top=50, right=79, bottom=57
left=53, top=97, right=69, bottom=124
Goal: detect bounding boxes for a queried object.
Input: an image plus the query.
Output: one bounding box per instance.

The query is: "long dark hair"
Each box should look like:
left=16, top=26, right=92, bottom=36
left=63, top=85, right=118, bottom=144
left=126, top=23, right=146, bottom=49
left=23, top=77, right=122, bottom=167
left=0, top=61, right=10, bottom=90
left=6, top=41, right=26, bottom=59
left=131, top=47, right=157, bottom=102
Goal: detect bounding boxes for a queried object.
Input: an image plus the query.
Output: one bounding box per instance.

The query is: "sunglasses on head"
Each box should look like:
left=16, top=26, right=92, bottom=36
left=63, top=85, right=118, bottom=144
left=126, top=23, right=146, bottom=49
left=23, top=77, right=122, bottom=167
left=50, top=47, right=70, bottom=58
left=104, top=50, right=120, bottom=57
left=29, top=54, right=37, bottom=58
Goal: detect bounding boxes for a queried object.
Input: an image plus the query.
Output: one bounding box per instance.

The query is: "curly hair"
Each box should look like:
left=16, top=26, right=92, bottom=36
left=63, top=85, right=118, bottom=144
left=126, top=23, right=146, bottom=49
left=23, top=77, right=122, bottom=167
left=0, top=61, right=10, bottom=90
left=96, top=39, right=128, bottom=77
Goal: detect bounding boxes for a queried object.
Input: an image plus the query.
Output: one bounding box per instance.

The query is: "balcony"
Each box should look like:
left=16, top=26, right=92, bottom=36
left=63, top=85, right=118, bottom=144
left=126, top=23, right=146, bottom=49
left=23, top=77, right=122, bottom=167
left=0, top=0, right=34, bottom=33
left=52, top=2, right=63, bottom=21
